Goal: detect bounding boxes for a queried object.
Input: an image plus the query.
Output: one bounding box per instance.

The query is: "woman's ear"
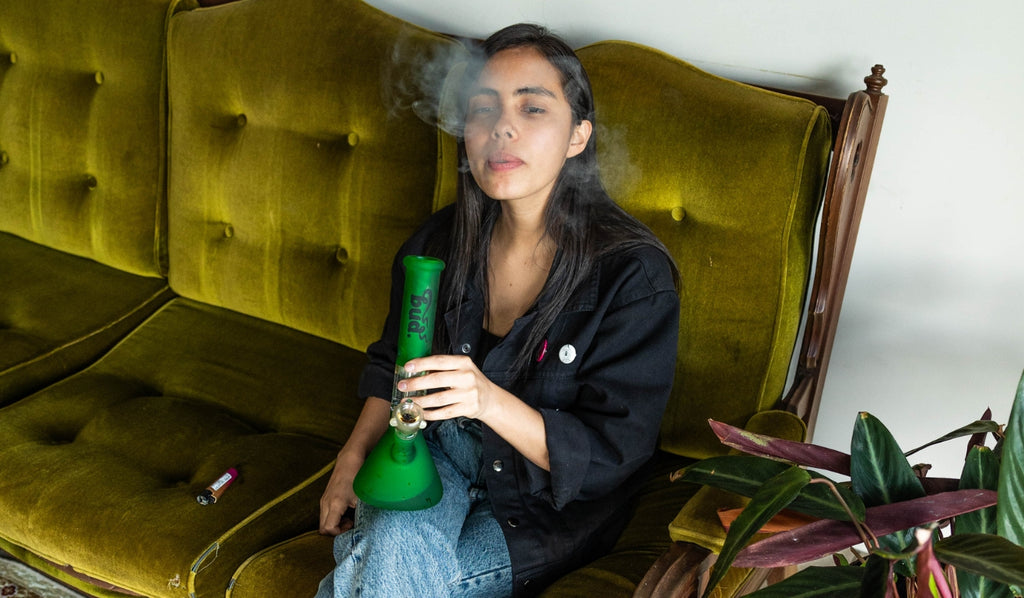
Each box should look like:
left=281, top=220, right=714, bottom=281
left=566, top=119, right=593, bottom=159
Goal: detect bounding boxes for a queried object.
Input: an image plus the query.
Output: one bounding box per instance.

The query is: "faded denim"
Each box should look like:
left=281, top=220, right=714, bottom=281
left=315, top=418, right=512, bottom=598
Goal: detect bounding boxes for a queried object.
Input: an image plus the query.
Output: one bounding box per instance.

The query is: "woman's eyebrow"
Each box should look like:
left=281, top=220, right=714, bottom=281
left=469, top=86, right=557, bottom=99
left=514, top=86, right=557, bottom=98
left=470, top=88, right=499, bottom=99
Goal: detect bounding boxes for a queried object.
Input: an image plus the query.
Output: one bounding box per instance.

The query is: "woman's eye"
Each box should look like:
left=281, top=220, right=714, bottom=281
left=524, top=106, right=546, bottom=114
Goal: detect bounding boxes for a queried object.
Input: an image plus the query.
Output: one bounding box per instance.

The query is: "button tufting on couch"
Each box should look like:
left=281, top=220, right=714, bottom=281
left=0, top=0, right=464, bottom=595
left=0, top=0, right=179, bottom=407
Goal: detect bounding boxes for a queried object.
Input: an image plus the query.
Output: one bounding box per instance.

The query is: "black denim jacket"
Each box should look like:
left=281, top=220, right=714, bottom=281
left=359, top=207, right=680, bottom=596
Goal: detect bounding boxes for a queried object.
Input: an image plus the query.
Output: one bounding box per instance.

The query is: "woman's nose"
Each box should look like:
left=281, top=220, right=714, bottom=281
left=492, top=118, right=515, bottom=140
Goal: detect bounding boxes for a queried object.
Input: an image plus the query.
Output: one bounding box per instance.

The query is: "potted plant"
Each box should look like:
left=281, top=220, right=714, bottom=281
left=674, top=370, right=1024, bottom=597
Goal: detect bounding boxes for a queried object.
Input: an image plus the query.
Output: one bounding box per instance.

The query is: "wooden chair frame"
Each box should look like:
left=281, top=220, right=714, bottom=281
left=633, top=65, right=890, bottom=598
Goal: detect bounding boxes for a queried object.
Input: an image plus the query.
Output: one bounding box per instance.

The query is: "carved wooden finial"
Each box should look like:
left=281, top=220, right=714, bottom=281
left=865, top=64, right=887, bottom=94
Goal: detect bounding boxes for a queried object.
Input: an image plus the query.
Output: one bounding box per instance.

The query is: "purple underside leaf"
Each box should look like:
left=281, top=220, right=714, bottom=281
left=733, top=489, right=998, bottom=568
left=914, top=527, right=953, bottom=598
left=709, top=419, right=852, bottom=475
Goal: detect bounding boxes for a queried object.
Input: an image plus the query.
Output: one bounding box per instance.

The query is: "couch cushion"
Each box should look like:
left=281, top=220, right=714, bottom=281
left=0, top=0, right=185, bottom=276
left=227, top=531, right=334, bottom=598
left=577, top=41, right=832, bottom=458
left=0, top=233, right=172, bottom=406
left=0, top=0, right=184, bottom=405
left=0, top=297, right=365, bottom=597
left=165, top=0, right=464, bottom=351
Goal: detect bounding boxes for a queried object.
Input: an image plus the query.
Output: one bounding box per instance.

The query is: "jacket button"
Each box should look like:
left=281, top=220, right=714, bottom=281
left=491, top=459, right=503, bottom=472
left=506, top=517, right=519, bottom=528
left=460, top=343, right=472, bottom=354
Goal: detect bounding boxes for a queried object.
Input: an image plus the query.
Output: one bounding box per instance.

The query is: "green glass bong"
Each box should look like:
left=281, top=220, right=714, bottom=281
left=352, top=255, right=446, bottom=510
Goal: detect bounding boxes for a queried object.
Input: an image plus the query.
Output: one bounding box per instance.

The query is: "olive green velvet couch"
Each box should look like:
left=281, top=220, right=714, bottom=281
left=0, top=0, right=887, bottom=596
left=0, top=0, right=462, bottom=596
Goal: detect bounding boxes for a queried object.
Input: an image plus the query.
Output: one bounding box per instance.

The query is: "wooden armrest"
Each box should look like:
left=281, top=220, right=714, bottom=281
left=784, top=65, right=889, bottom=436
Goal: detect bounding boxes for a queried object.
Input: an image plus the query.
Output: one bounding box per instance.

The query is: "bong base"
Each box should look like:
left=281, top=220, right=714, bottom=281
left=352, top=429, right=443, bottom=511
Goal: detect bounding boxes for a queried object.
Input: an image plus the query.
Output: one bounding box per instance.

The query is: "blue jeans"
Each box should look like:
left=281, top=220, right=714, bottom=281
left=315, top=418, right=513, bottom=598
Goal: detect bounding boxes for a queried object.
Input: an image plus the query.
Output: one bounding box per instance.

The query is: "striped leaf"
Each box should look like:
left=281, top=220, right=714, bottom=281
left=934, top=533, right=1024, bottom=589
left=904, top=420, right=1003, bottom=458
left=957, top=445, right=1011, bottom=598
left=851, top=411, right=926, bottom=507
left=997, top=370, right=1024, bottom=596
left=675, top=455, right=864, bottom=522
left=708, top=419, right=852, bottom=475
left=744, top=566, right=864, bottom=598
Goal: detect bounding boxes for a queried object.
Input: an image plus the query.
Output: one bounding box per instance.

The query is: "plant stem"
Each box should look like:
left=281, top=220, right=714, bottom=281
left=809, top=477, right=880, bottom=549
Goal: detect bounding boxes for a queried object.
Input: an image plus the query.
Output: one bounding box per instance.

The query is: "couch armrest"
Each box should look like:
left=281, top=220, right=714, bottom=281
left=784, top=66, right=890, bottom=436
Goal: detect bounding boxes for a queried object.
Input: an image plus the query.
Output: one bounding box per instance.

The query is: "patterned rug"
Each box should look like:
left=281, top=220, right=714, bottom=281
left=0, top=558, right=86, bottom=598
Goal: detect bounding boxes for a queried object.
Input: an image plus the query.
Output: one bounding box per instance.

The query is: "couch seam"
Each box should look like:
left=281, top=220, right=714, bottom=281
left=0, top=285, right=173, bottom=379
left=187, top=460, right=336, bottom=595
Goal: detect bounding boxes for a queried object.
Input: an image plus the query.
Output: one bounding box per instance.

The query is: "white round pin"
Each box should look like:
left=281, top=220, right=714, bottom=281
left=558, top=344, right=576, bottom=364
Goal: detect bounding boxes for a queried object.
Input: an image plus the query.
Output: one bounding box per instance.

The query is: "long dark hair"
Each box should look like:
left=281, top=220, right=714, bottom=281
left=436, top=23, right=677, bottom=384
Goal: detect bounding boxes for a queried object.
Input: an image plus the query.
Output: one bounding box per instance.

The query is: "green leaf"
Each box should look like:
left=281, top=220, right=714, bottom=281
left=851, top=412, right=926, bottom=507
left=904, top=420, right=1003, bottom=457
left=957, top=570, right=1015, bottom=598
left=703, top=466, right=810, bottom=598
left=742, top=566, right=864, bottom=598
left=957, top=445, right=1001, bottom=535
left=998, top=370, right=1024, bottom=597
left=998, top=370, right=1024, bottom=545
left=860, top=554, right=891, bottom=598
left=677, top=455, right=865, bottom=522
left=934, top=533, right=1024, bottom=588
left=851, top=412, right=926, bottom=556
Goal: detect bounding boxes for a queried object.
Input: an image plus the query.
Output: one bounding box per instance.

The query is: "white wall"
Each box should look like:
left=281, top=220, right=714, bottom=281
left=365, top=0, right=1024, bottom=477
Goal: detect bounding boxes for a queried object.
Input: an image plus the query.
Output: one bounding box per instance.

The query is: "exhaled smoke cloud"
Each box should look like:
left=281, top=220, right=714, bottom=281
left=593, top=121, right=641, bottom=201
left=379, top=28, right=484, bottom=138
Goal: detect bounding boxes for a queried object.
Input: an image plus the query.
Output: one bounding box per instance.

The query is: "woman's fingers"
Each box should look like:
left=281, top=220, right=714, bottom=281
left=397, top=355, right=489, bottom=419
left=398, top=356, right=475, bottom=393
left=403, top=354, right=471, bottom=375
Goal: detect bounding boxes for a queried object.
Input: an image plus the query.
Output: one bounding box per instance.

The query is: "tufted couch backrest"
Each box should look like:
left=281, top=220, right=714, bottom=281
left=0, top=0, right=183, bottom=277
left=165, top=0, right=464, bottom=352
left=577, top=42, right=833, bottom=459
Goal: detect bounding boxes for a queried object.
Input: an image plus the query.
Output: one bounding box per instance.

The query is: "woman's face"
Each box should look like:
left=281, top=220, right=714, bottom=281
left=464, top=46, right=592, bottom=212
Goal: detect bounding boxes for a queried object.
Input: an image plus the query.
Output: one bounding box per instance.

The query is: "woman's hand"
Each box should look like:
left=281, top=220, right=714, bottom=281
left=318, top=449, right=363, bottom=535
left=400, top=355, right=551, bottom=471
left=398, top=355, right=497, bottom=421
left=318, top=397, right=392, bottom=535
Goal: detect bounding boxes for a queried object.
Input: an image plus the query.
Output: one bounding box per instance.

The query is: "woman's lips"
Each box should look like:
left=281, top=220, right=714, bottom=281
left=487, top=153, right=524, bottom=171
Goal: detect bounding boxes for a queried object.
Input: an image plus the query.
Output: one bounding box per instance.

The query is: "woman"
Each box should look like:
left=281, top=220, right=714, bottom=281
left=317, top=23, right=680, bottom=598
